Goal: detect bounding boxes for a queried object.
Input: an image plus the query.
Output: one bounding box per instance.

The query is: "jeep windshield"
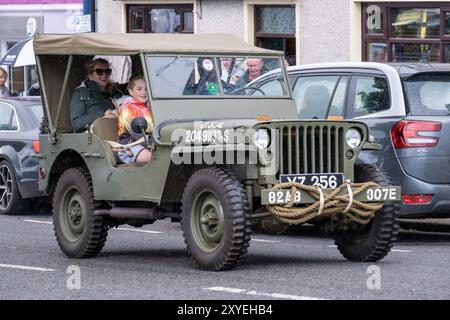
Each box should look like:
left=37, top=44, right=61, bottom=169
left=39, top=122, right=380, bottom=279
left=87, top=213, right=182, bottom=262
left=404, top=73, right=450, bottom=116
left=147, top=55, right=289, bottom=98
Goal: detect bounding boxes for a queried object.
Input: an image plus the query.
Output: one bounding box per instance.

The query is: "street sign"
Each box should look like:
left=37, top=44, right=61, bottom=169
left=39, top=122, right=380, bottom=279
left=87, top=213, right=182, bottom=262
left=74, top=14, right=92, bottom=33
left=26, top=17, right=37, bottom=37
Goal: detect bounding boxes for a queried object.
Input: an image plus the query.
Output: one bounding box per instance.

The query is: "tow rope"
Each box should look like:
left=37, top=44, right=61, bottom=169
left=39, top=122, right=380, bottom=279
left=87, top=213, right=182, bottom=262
left=266, top=180, right=383, bottom=225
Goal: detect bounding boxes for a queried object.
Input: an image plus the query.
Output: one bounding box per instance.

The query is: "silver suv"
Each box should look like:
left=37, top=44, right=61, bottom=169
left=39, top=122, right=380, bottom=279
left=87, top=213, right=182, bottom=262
left=251, top=62, right=450, bottom=219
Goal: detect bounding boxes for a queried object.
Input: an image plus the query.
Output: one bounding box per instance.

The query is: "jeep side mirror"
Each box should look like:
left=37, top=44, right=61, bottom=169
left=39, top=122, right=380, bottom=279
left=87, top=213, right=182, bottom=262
left=131, top=117, right=148, bottom=134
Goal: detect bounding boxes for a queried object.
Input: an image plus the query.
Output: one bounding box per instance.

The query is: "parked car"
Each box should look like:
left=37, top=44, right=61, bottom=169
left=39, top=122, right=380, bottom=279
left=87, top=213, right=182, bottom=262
left=250, top=62, right=450, bottom=219
left=0, top=97, right=44, bottom=214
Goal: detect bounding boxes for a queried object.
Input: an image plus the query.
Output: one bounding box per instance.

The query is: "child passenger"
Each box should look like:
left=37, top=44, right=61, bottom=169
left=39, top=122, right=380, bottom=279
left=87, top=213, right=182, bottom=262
left=117, top=75, right=154, bottom=164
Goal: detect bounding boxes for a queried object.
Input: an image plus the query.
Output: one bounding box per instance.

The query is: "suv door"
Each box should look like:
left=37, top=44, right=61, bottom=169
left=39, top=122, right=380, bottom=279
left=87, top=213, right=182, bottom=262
left=344, top=73, right=402, bottom=164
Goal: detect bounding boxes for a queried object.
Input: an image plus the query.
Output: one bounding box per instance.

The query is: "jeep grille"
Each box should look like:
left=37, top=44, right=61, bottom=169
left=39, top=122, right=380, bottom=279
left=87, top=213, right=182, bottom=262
left=275, top=124, right=346, bottom=175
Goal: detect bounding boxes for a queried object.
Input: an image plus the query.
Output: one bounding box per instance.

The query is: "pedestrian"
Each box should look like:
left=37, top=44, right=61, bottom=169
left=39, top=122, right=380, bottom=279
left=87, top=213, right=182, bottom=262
left=0, top=67, right=11, bottom=98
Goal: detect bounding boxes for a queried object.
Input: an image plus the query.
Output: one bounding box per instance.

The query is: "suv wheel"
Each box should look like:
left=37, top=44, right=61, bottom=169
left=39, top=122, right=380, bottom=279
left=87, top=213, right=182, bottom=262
left=182, top=168, right=252, bottom=271
left=53, top=167, right=108, bottom=258
left=0, top=160, right=27, bottom=215
left=334, top=164, right=399, bottom=262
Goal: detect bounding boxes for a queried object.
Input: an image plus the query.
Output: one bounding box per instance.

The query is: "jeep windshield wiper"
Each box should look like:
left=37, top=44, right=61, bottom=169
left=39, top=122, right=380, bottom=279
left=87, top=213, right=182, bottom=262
left=155, top=56, right=180, bottom=76
left=229, top=56, right=247, bottom=78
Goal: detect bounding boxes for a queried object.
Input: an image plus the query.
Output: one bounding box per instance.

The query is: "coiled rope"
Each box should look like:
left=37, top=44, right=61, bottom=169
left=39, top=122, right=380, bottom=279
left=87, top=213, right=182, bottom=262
left=266, top=180, right=383, bottom=225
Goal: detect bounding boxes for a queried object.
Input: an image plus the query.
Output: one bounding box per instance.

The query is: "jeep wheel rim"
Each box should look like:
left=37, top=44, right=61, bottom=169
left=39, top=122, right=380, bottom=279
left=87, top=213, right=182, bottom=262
left=0, top=164, right=13, bottom=210
left=60, top=186, right=86, bottom=242
left=191, top=189, right=224, bottom=252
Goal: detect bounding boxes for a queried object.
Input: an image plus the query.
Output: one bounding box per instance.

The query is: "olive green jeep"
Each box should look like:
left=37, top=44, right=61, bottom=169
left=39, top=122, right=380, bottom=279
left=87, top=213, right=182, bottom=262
left=35, top=33, right=400, bottom=271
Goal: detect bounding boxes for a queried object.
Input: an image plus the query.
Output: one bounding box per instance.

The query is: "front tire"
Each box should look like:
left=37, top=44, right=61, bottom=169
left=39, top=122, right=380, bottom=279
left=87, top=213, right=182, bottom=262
left=334, top=164, right=399, bottom=262
left=182, top=168, right=252, bottom=271
left=53, top=167, right=108, bottom=258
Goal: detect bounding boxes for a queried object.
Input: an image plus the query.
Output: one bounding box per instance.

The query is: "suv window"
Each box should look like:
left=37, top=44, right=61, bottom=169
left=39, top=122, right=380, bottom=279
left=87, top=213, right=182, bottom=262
left=0, top=102, right=17, bottom=131
left=404, top=73, right=450, bottom=116
left=329, top=76, right=348, bottom=117
left=349, top=76, right=390, bottom=116
left=292, top=75, right=340, bottom=119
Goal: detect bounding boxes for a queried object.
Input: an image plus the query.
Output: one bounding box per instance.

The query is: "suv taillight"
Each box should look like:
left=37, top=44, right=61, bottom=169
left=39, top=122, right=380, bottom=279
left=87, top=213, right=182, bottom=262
left=32, top=140, right=39, bottom=153
left=391, top=120, right=442, bottom=148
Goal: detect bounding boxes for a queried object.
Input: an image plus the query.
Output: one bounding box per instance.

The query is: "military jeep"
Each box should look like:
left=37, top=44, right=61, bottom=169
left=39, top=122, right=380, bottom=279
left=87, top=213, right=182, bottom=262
left=35, top=33, right=400, bottom=271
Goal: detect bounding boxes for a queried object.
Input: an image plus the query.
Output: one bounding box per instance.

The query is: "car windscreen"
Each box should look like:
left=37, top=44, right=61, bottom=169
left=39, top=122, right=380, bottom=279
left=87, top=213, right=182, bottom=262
left=404, top=73, right=450, bottom=116
left=147, top=55, right=289, bottom=98
left=27, top=104, right=44, bottom=124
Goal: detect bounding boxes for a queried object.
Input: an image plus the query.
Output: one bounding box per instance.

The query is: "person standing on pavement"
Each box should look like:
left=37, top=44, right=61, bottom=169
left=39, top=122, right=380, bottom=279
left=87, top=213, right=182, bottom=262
left=70, top=58, right=118, bottom=133
left=0, top=67, right=11, bottom=98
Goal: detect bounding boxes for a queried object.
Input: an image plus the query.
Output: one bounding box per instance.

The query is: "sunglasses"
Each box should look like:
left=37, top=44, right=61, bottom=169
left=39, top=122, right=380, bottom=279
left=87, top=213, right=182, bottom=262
left=92, top=68, right=112, bottom=76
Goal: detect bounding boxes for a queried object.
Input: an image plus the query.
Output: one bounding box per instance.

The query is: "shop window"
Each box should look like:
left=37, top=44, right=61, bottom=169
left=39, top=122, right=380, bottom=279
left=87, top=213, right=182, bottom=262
left=362, top=3, right=450, bottom=63
left=367, top=43, right=388, bottom=62
left=391, top=8, right=440, bottom=39
left=127, top=4, right=193, bottom=33
left=392, top=43, right=440, bottom=62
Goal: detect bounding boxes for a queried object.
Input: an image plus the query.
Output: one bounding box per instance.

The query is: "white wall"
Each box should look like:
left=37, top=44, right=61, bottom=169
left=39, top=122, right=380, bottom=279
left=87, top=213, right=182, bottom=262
left=299, top=0, right=350, bottom=64
left=97, top=0, right=124, bottom=33
left=197, top=0, right=244, bottom=37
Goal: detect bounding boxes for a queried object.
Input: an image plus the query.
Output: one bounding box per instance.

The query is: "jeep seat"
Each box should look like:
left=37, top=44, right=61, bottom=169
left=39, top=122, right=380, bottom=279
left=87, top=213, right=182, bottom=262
left=90, top=117, right=147, bottom=167
left=90, top=117, right=119, bottom=166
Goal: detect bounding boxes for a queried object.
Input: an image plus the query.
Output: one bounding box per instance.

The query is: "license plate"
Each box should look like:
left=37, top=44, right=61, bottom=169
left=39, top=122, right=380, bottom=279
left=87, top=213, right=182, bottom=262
left=280, top=173, right=344, bottom=189
left=261, top=186, right=401, bottom=205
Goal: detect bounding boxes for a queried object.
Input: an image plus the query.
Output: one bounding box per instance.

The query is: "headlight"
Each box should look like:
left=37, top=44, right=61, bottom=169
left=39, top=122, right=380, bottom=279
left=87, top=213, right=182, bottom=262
left=253, top=129, right=270, bottom=149
left=346, top=128, right=362, bottom=148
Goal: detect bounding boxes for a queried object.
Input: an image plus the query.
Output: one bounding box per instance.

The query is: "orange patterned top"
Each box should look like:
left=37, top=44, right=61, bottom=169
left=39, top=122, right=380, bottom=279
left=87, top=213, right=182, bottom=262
left=117, top=97, right=154, bottom=140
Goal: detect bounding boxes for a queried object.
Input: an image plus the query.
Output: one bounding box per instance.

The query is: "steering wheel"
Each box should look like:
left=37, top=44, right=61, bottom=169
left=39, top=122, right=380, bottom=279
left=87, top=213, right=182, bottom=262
left=229, top=86, right=266, bottom=96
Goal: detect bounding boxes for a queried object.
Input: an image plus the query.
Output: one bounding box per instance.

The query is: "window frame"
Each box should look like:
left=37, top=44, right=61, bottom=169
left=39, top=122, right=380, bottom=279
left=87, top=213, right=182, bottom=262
left=362, top=2, right=450, bottom=62
left=127, top=3, right=194, bottom=34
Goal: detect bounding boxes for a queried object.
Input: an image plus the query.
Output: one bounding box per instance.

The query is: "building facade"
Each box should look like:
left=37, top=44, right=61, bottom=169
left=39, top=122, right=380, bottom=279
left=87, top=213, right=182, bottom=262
left=97, top=0, right=450, bottom=65
left=0, top=0, right=83, bottom=93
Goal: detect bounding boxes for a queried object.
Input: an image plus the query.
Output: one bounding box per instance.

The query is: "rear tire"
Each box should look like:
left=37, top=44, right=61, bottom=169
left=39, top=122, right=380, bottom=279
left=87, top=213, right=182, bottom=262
left=182, top=167, right=252, bottom=271
left=53, top=167, right=108, bottom=258
left=334, top=163, right=399, bottom=262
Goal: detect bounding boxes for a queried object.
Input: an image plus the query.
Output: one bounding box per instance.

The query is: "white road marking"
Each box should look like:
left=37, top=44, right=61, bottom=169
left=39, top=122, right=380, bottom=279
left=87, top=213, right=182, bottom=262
left=206, top=287, right=324, bottom=300
left=23, top=219, right=52, bottom=225
left=114, top=227, right=163, bottom=234
left=391, top=249, right=412, bottom=253
left=330, top=245, right=411, bottom=253
left=0, top=263, right=55, bottom=272
left=23, top=220, right=163, bottom=234
left=252, top=238, right=281, bottom=243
